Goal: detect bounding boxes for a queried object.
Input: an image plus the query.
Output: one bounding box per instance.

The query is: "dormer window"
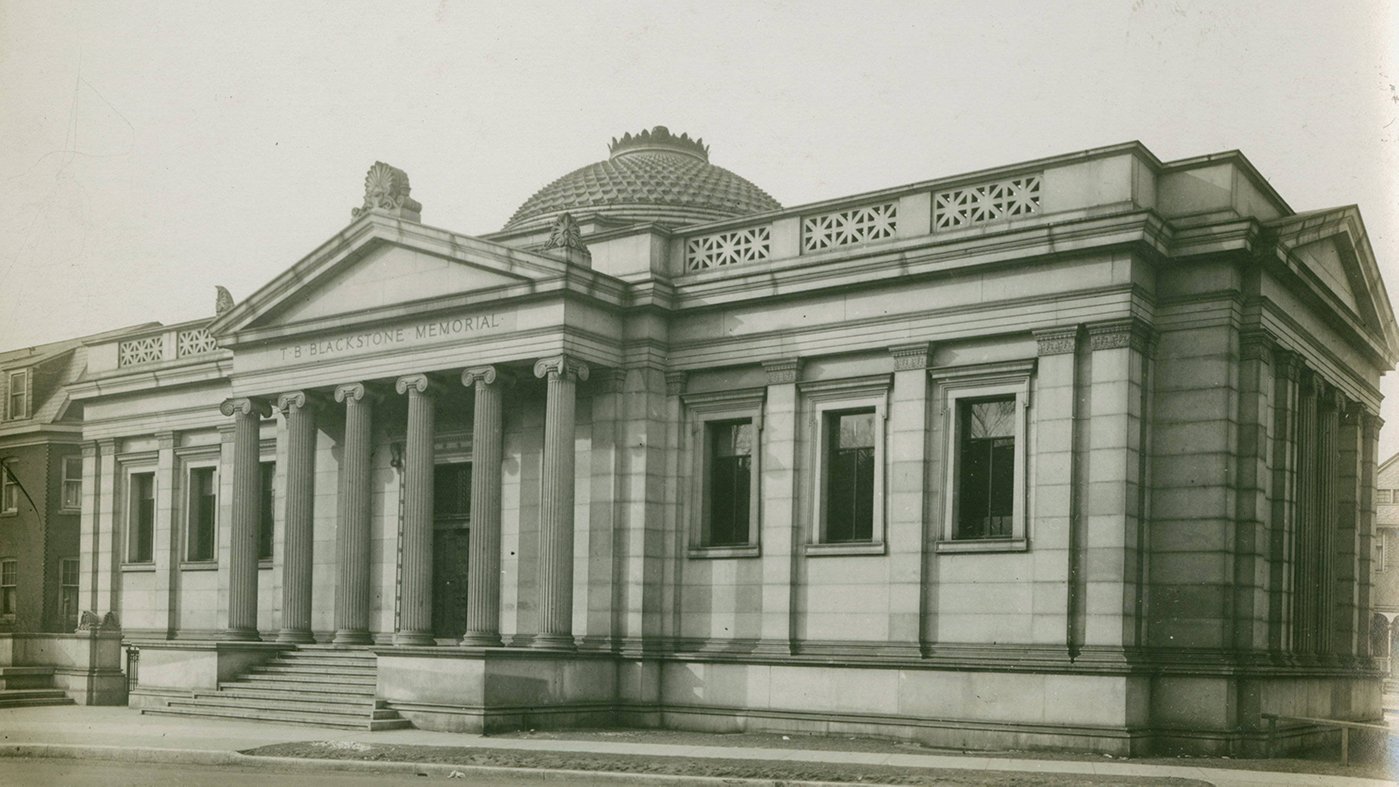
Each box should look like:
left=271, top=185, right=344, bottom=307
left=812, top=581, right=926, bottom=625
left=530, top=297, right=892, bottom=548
left=5, top=370, right=27, bottom=421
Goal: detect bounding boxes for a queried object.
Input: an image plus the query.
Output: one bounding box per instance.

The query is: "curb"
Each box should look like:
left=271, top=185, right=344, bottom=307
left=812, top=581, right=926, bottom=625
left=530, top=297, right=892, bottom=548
left=0, top=743, right=892, bottom=786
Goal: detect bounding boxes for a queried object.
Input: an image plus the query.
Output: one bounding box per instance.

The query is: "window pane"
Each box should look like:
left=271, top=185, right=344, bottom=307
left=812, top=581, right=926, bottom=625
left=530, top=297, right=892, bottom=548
left=957, top=397, right=1016, bottom=539
left=258, top=462, right=275, bottom=560
left=826, top=410, right=875, bottom=543
left=129, top=473, right=155, bottom=562
left=433, top=463, right=472, bottom=519
left=708, top=420, right=751, bottom=546
left=1, top=470, right=14, bottom=511
left=186, top=468, right=215, bottom=562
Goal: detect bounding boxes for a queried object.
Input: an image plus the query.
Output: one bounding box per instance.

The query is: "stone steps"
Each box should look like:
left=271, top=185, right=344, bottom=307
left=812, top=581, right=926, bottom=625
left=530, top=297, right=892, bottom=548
left=139, top=646, right=406, bottom=731
left=0, top=688, right=74, bottom=709
left=0, top=666, right=61, bottom=691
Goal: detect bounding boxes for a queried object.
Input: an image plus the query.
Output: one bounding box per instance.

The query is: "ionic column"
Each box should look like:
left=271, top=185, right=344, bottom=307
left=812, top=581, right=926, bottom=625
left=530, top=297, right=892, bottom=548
left=532, top=354, right=589, bottom=649
left=461, top=366, right=509, bottom=647
left=276, top=391, right=319, bottom=644
left=395, top=374, right=438, bottom=646
left=220, top=397, right=272, bottom=641
left=333, top=383, right=375, bottom=645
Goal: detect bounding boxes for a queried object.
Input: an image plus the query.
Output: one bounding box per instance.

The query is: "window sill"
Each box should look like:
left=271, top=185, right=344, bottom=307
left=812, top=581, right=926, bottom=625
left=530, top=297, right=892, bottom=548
left=935, top=538, right=1028, bottom=554
left=180, top=561, right=219, bottom=571
left=803, top=541, right=886, bottom=557
left=58, top=508, right=80, bottom=515
left=121, top=563, right=156, bottom=572
left=687, top=544, right=760, bottom=560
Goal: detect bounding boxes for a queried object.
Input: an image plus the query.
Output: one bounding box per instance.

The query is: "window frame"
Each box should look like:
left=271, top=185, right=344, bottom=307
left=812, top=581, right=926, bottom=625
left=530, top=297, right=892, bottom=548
left=932, top=360, right=1034, bottom=553
left=59, top=557, right=79, bottom=630
left=0, top=558, right=15, bottom=621
left=183, top=462, right=219, bottom=565
left=5, top=370, right=28, bottom=421
left=800, top=375, right=891, bottom=556
left=683, top=387, right=765, bottom=559
left=60, top=456, right=83, bottom=512
left=257, top=460, right=276, bottom=563
left=0, top=463, right=16, bottom=515
left=124, top=467, right=157, bottom=565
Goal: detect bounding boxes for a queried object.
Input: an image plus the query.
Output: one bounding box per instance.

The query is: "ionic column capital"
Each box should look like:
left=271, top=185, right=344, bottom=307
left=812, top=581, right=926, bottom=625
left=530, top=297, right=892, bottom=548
left=534, top=355, right=590, bottom=383
left=395, top=373, right=443, bottom=397
left=220, top=397, right=272, bottom=418
left=333, top=382, right=379, bottom=404
left=461, top=365, right=513, bottom=389
left=276, top=390, right=324, bottom=416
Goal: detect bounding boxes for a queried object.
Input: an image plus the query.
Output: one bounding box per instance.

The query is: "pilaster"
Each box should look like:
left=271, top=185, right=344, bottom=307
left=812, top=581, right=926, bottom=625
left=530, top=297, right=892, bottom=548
left=757, top=357, right=801, bottom=655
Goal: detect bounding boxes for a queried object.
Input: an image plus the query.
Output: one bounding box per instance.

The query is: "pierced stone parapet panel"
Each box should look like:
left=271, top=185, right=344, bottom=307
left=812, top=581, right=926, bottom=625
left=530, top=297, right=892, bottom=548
left=176, top=328, right=218, bottom=357
left=118, top=336, right=164, bottom=367
left=802, top=202, right=897, bottom=252
left=686, top=225, right=771, bottom=271
left=933, top=174, right=1041, bottom=230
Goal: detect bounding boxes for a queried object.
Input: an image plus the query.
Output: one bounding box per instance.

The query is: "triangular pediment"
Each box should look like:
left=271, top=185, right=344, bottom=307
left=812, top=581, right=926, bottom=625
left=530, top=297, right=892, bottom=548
left=1291, top=235, right=1359, bottom=313
left=211, top=213, right=572, bottom=339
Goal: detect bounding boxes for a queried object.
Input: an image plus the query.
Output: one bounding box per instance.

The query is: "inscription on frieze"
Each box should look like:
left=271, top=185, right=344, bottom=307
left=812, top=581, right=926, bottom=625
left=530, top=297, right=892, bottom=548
left=277, top=312, right=514, bottom=361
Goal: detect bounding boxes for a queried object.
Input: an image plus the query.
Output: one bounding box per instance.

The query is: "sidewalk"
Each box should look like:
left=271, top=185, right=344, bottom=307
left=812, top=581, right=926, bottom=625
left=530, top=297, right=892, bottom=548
left=0, top=705, right=1393, bottom=787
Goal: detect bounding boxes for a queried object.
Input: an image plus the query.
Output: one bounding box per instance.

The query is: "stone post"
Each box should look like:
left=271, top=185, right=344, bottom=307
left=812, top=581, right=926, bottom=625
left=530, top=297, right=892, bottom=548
left=333, top=383, right=375, bottom=645
left=276, top=391, right=319, bottom=643
left=220, top=397, right=271, bottom=641
left=395, top=374, right=438, bottom=646
left=532, top=354, right=589, bottom=649
left=461, top=366, right=508, bottom=647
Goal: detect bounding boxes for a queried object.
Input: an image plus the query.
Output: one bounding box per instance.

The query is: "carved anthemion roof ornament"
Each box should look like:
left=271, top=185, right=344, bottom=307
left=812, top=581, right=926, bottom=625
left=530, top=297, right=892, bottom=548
left=542, top=212, right=585, bottom=252
left=351, top=161, right=422, bottom=221
left=215, top=285, right=235, bottom=315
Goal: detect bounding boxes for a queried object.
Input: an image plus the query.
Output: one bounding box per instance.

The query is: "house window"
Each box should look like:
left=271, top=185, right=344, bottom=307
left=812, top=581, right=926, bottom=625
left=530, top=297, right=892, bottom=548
left=434, top=463, right=472, bottom=521
left=1378, top=489, right=1393, bottom=505
left=0, top=464, right=16, bottom=514
left=1377, top=530, right=1389, bottom=573
left=59, top=558, right=79, bottom=630
left=707, top=420, right=754, bottom=546
left=823, top=410, right=876, bottom=543
left=186, top=467, right=216, bottom=562
left=802, top=376, right=890, bottom=554
left=61, top=457, right=83, bottom=511
left=683, top=388, right=765, bottom=557
left=6, top=370, right=27, bottom=420
left=127, top=472, right=155, bottom=563
left=0, top=559, right=14, bottom=618
left=258, top=462, right=275, bottom=560
left=934, top=360, right=1034, bottom=553
left=956, top=397, right=1017, bottom=539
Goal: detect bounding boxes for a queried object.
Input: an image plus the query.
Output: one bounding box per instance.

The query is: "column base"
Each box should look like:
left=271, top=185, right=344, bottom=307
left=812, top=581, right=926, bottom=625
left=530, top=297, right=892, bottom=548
left=394, top=631, right=436, bottom=647
left=332, top=629, right=374, bottom=646
left=459, top=632, right=502, bottom=648
left=217, top=628, right=261, bottom=642
left=276, top=629, right=316, bottom=644
left=530, top=633, right=577, bottom=651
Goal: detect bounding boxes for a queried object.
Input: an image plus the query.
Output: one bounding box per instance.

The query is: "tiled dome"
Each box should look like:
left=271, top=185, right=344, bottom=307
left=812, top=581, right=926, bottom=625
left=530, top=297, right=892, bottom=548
left=504, top=126, right=781, bottom=232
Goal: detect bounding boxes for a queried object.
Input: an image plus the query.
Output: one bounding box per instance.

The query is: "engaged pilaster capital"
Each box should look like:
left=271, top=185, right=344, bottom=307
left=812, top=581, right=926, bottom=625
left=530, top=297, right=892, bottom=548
left=665, top=371, right=687, bottom=396
left=1272, top=349, right=1303, bottom=382
left=333, top=382, right=376, bottom=404
left=156, top=431, right=177, bottom=450
left=395, top=373, right=443, bottom=397
left=1085, top=318, right=1154, bottom=354
left=219, top=397, right=273, bottom=419
left=1362, top=410, right=1385, bottom=434
left=1033, top=326, right=1078, bottom=357
left=533, top=355, right=590, bottom=383
left=1239, top=329, right=1276, bottom=363
left=594, top=368, right=628, bottom=395
left=889, top=342, right=933, bottom=371
left=761, top=357, right=802, bottom=385
left=276, top=390, right=323, bottom=416
left=461, top=365, right=512, bottom=389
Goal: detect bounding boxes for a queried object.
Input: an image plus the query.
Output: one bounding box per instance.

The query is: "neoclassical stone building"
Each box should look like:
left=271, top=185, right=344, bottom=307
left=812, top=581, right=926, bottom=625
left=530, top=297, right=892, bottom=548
left=57, top=128, right=1399, bottom=754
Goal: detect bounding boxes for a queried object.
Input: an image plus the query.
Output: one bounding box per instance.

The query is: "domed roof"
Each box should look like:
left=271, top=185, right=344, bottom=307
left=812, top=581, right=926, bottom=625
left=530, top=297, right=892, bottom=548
left=504, top=126, right=782, bottom=232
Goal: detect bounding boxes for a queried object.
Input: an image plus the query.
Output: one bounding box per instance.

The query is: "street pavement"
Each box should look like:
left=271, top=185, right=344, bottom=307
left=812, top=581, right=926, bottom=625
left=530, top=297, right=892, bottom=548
left=0, top=705, right=1394, bottom=787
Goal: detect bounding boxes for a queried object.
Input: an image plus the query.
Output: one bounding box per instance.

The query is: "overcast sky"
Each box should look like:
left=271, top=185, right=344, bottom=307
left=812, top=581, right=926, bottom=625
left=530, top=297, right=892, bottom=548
left=2, top=1, right=1398, bottom=451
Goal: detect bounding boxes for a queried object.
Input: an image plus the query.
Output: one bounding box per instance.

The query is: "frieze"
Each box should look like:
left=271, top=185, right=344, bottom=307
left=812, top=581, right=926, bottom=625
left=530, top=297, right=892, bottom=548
left=275, top=311, right=513, bottom=363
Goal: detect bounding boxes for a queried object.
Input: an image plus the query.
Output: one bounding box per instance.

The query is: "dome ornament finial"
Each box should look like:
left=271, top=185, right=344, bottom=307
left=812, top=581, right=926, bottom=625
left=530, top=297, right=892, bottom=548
left=608, top=125, right=709, bottom=162
left=351, top=161, right=422, bottom=222
left=542, top=212, right=586, bottom=253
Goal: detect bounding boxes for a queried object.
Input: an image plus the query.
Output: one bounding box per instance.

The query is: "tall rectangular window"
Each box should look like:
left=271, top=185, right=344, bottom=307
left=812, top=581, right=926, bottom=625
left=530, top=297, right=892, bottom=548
left=186, top=467, right=216, bottom=562
left=127, top=472, right=155, bottom=563
left=0, top=559, right=14, bottom=618
left=61, top=457, right=83, bottom=511
left=59, top=557, right=79, bottom=630
left=434, top=463, right=472, bottom=521
left=956, top=397, right=1016, bottom=540
left=824, top=410, right=876, bottom=543
left=6, top=370, right=27, bottom=420
left=707, top=420, right=753, bottom=547
left=0, top=465, right=16, bottom=514
left=258, top=462, right=275, bottom=560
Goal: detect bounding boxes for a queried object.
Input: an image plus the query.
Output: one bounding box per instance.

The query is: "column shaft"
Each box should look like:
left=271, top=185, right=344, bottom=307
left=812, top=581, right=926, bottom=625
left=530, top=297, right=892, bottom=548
left=333, top=384, right=374, bottom=644
left=533, top=355, right=588, bottom=649
left=462, top=367, right=506, bottom=647
left=395, top=375, right=437, bottom=646
left=221, top=397, right=269, bottom=640
left=277, top=392, right=317, bottom=643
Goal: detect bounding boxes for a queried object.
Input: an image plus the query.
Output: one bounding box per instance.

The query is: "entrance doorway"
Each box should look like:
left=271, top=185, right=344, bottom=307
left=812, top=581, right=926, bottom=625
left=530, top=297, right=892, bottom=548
left=432, top=462, right=471, bottom=640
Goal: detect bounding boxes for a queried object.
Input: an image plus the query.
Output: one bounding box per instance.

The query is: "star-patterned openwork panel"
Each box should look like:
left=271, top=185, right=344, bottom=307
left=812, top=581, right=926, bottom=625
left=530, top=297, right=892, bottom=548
left=933, top=175, right=1042, bottom=231
left=176, top=328, right=219, bottom=357
left=686, top=226, right=772, bottom=271
left=118, top=336, right=164, bottom=367
left=801, top=202, right=898, bottom=253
